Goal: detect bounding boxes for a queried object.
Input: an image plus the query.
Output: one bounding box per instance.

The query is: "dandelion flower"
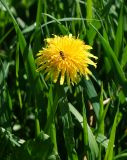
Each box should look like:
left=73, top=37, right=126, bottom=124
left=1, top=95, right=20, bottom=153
left=36, top=34, right=97, bottom=85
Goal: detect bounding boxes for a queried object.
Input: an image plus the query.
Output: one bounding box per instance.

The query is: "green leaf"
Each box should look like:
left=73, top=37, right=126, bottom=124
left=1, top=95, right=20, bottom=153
left=11, top=131, right=58, bottom=160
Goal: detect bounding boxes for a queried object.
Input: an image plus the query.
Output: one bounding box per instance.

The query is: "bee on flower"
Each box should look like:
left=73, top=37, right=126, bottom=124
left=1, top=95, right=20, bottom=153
left=36, top=34, right=97, bottom=85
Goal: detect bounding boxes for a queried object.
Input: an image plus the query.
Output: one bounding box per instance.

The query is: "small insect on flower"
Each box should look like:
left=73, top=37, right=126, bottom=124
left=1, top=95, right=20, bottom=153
left=59, top=51, right=65, bottom=60
left=36, top=34, right=98, bottom=85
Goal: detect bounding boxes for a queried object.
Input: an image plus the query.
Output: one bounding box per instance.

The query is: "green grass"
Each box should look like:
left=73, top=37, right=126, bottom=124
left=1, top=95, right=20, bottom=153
left=0, top=0, right=127, bottom=159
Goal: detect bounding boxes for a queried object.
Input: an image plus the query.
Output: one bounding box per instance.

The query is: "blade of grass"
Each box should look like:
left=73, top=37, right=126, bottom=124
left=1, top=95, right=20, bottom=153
left=0, top=0, right=26, bottom=53
left=98, top=83, right=104, bottom=134
left=36, top=0, right=42, bottom=29
left=44, top=85, right=61, bottom=133
left=75, top=0, right=86, bottom=36
left=0, top=27, right=14, bottom=45
left=42, top=13, right=61, bottom=25
left=114, top=4, right=123, bottom=57
left=81, top=89, right=89, bottom=158
left=113, top=153, right=127, bottom=160
left=0, top=0, right=43, bottom=93
left=16, top=43, right=22, bottom=109
left=104, top=110, right=122, bottom=160
left=82, top=90, right=88, bottom=148
left=42, top=0, right=49, bottom=36
left=0, top=0, right=46, bottom=139
left=96, top=134, right=109, bottom=149
left=60, top=101, right=78, bottom=160
left=102, top=27, right=112, bottom=73
left=59, top=87, right=78, bottom=160
left=86, top=0, right=92, bottom=21
left=121, top=45, right=127, bottom=68
left=97, top=102, right=110, bottom=136
left=47, top=85, right=58, bottom=154
left=87, top=21, right=101, bottom=45
left=32, top=0, right=43, bottom=53
left=41, top=17, right=102, bottom=28
left=90, top=23, right=127, bottom=94
left=101, top=0, right=115, bottom=17
left=82, top=79, right=100, bottom=121
left=69, top=103, right=99, bottom=159
left=35, top=103, right=41, bottom=137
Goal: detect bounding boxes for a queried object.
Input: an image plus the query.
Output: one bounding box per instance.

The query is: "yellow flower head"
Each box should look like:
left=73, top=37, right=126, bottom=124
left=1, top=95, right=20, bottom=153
left=36, top=34, right=97, bottom=85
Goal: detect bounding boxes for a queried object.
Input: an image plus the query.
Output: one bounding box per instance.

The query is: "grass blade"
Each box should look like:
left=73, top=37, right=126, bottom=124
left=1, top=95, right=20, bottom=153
left=104, top=110, right=122, bottom=160
left=0, top=0, right=43, bottom=93
left=69, top=103, right=99, bottom=159
left=60, top=100, right=78, bottom=160
left=97, top=84, right=104, bottom=134
left=114, top=153, right=127, bottom=160
left=86, top=0, right=92, bottom=21
left=82, top=79, right=100, bottom=120
left=121, top=45, right=127, bottom=68
left=114, top=4, right=123, bottom=57
left=90, top=23, right=127, bottom=94
left=36, top=0, right=43, bottom=29
left=82, top=91, right=88, bottom=148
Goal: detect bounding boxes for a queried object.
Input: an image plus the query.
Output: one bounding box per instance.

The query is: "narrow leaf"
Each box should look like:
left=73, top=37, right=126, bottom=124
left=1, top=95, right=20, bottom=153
left=114, top=4, right=123, bottom=57
left=69, top=103, right=99, bottom=159
left=104, top=111, right=122, bottom=160
left=82, top=79, right=100, bottom=120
